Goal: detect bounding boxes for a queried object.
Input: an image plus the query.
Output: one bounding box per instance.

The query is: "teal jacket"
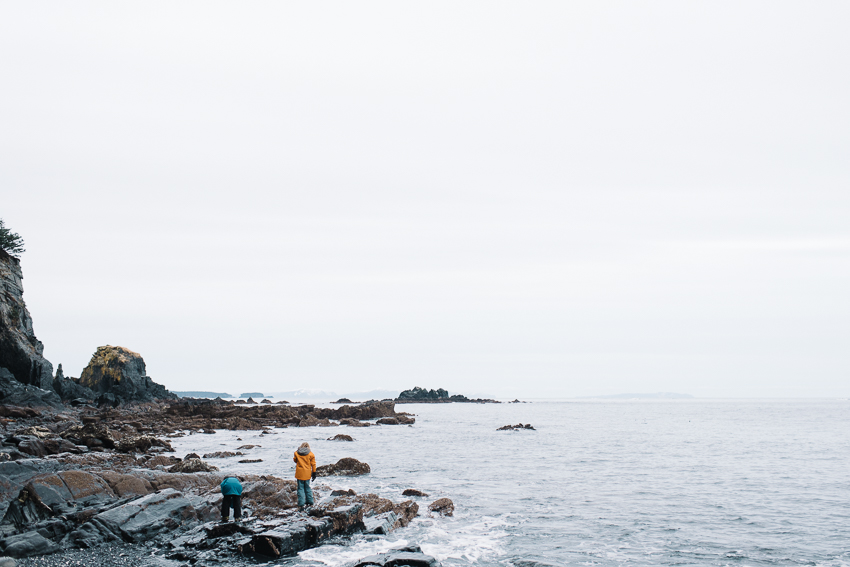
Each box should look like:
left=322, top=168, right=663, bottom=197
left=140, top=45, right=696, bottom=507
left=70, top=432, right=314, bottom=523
left=220, top=477, right=242, bottom=496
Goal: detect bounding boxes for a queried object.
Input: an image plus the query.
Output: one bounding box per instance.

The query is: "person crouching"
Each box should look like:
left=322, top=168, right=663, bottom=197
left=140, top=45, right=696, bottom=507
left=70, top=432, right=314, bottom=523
left=220, top=476, right=243, bottom=522
left=293, top=442, right=317, bottom=509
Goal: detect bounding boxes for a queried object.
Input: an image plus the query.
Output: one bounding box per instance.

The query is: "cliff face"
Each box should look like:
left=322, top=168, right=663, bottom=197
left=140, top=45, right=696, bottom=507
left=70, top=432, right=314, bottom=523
left=0, top=249, right=54, bottom=390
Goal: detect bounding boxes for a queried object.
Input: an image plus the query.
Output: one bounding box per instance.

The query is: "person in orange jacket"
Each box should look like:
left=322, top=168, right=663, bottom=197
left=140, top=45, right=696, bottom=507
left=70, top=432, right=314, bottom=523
left=293, top=442, right=317, bottom=509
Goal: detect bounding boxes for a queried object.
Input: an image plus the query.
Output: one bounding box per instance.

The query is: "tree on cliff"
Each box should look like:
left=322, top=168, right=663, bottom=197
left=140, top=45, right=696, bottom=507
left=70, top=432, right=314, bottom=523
left=0, top=219, right=25, bottom=257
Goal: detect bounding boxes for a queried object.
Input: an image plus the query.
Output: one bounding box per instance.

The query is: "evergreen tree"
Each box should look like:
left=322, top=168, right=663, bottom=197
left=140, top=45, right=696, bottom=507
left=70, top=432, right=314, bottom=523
left=0, top=219, right=25, bottom=257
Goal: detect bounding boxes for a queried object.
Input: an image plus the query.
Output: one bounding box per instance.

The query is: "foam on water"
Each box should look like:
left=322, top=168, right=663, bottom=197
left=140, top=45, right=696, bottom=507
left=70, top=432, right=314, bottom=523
left=169, top=400, right=850, bottom=566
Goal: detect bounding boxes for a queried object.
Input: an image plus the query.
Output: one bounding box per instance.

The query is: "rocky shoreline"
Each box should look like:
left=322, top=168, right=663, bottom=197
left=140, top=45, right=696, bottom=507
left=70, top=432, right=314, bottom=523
left=1, top=239, right=446, bottom=565
left=0, top=399, right=445, bottom=566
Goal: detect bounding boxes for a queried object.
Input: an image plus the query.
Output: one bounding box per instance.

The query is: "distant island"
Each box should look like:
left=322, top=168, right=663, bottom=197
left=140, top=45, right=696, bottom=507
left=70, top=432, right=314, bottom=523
left=239, top=392, right=271, bottom=398
left=395, top=386, right=499, bottom=404
left=174, top=390, right=234, bottom=398
left=581, top=392, right=694, bottom=399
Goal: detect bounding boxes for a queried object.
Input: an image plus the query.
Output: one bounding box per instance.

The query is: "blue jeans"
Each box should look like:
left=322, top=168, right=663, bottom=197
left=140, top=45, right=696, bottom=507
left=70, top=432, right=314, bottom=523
left=297, top=479, right=314, bottom=507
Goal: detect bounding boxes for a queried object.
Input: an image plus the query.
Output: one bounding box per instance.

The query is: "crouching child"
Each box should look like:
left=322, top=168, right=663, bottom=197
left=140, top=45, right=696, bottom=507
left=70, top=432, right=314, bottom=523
left=220, top=476, right=243, bottom=522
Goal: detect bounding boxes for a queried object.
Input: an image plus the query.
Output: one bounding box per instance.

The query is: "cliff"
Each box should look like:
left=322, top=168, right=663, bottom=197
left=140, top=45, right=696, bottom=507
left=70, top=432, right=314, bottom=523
left=0, top=248, right=54, bottom=390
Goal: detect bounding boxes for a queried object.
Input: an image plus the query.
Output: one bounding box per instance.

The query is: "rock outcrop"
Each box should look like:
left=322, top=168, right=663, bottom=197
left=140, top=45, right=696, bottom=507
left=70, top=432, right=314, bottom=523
left=352, top=544, right=441, bottom=567
left=79, top=346, right=176, bottom=404
left=0, top=250, right=58, bottom=405
left=396, top=386, right=498, bottom=404
left=497, top=423, right=535, bottom=431
left=428, top=498, right=454, bottom=517
left=315, top=457, right=371, bottom=477
left=0, top=456, right=423, bottom=562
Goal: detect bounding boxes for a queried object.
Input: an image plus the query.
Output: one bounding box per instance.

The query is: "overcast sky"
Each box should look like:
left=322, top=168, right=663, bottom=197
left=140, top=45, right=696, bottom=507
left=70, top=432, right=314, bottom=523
left=2, top=2, right=848, bottom=398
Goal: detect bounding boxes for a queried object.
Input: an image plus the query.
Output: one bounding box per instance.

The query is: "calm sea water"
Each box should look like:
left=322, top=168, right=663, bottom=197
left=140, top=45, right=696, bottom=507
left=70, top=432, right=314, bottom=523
left=169, top=400, right=850, bottom=567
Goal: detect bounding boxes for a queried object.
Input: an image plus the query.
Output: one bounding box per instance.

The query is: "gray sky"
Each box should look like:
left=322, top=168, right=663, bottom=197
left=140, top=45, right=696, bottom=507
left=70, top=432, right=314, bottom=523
left=2, top=2, right=848, bottom=398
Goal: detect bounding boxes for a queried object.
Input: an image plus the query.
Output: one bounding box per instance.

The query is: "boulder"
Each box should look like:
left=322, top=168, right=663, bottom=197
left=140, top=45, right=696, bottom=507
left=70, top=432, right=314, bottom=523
left=363, top=511, right=397, bottom=535
left=116, top=435, right=173, bottom=454
left=376, top=417, right=399, bottom=425
left=328, top=434, right=354, bottom=441
left=59, top=423, right=116, bottom=449
left=202, top=451, right=241, bottom=459
left=15, top=438, right=47, bottom=458
left=428, top=498, right=454, bottom=517
left=315, top=458, right=371, bottom=477
left=41, top=438, right=80, bottom=455
left=168, top=459, right=219, bottom=473
left=78, top=346, right=176, bottom=403
left=0, top=530, right=60, bottom=558
left=144, top=455, right=181, bottom=468
left=352, top=544, right=440, bottom=567
left=240, top=477, right=300, bottom=515
left=402, top=488, right=429, bottom=497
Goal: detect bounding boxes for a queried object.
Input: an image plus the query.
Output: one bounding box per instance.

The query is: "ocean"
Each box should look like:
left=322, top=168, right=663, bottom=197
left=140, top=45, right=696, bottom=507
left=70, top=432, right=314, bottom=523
left=168, top=399, right=850, bottom=566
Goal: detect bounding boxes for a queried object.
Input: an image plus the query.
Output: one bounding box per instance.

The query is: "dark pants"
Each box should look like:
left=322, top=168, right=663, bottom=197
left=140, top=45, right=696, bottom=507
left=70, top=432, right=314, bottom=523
left=221, top=494, right=241, bottom=520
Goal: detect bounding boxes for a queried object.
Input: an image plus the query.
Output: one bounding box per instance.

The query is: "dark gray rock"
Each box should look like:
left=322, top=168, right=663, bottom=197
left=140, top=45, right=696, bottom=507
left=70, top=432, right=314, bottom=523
left=78, top=346, right=176, bottom=404
left=81, top=488, right=208, bottom=544
left=52, top=375, right=95, bottom=402
left=362, top=511, right=397, bottom=535
left=15, top=438, right=47, bottom=458
left=60, top=423, right=116, bottom=449
left=352, top=544, right=441, bottom=567
left=315, top=458, right=370, bottom=477
left=245, top=502, right=364, bottom=558
left=328, top=434, right=355, bottom=441
left=0, top=368, right=61, bottom=408
left=0, top=530, right=60, bottom=557
left=0, top=252, right=55, bottom=396
left=167, top=458, right=218, bottom=473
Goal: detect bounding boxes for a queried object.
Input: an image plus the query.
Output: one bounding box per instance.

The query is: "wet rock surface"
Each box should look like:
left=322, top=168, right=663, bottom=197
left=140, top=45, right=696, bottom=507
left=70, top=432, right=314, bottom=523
left=0, top=453, right=423, bottom=563
left=497, top=423, right=536, bottom=431
left=352, top=544, right=441, bottom=567
left=316, top=457, right=371, bottom=477
left=328, top=434, right=354, bottom=441
left=428, top=498, right=454, bottom=517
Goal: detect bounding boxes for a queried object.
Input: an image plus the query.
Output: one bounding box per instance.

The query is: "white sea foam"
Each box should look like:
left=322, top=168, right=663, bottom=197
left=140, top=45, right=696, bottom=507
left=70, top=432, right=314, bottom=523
left=170, top=400, right=850, bottom=566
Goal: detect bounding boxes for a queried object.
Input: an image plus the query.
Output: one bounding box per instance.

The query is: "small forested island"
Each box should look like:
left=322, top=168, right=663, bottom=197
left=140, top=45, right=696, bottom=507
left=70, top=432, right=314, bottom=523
left=395, top=386, right=499, bottom=404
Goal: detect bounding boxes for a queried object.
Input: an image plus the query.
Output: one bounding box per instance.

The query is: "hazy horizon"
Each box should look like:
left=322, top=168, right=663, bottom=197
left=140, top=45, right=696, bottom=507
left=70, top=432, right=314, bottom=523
left=2, top=2, right=848, bottom=399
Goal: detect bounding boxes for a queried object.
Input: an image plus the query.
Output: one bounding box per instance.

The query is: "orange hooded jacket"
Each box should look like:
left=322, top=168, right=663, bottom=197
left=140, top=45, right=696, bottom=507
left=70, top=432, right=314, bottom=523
left=293, top=449, right=316, bottom=481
